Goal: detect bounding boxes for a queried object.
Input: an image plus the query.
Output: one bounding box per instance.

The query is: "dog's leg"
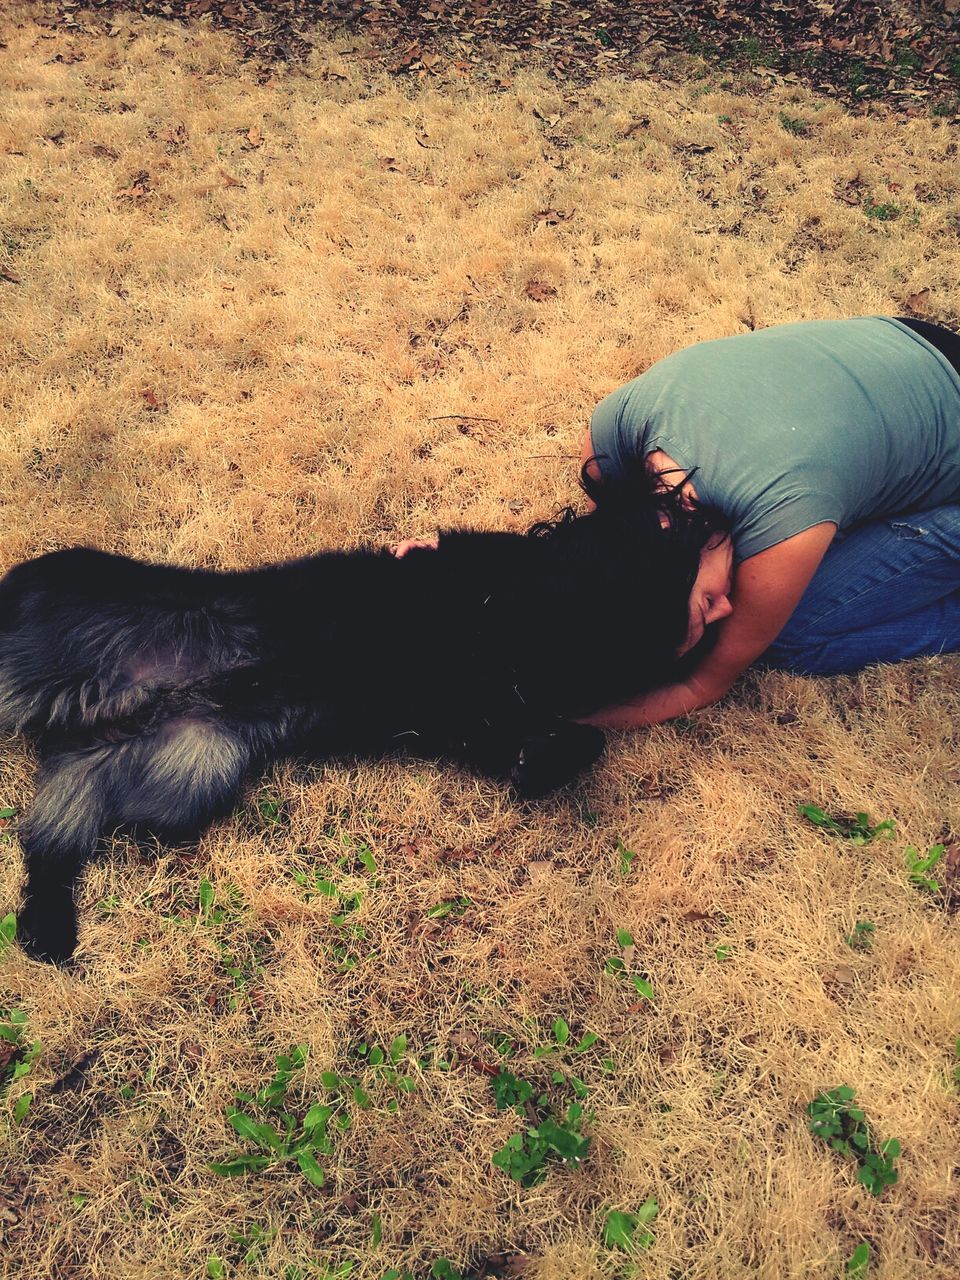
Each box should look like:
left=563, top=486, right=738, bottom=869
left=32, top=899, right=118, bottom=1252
left=508, top=720, right=606, bottom=798
left=17, top=717, right=250, bottom=964
left=445, top=715, right=606, bottom=798
left=16, top=745, right=114, bottom=965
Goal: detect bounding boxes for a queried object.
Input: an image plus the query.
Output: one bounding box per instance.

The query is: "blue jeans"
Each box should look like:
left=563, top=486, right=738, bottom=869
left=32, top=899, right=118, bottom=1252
left=759, top=506, right=960, bottom=675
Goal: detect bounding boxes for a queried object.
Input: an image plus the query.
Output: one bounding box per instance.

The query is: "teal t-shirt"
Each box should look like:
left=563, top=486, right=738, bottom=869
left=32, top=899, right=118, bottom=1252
left=589, top=317, right=960, bottom=561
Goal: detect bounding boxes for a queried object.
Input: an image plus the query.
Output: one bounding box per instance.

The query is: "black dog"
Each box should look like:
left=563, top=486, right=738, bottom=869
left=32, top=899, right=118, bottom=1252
left=0, top=492, right=691, bottom=964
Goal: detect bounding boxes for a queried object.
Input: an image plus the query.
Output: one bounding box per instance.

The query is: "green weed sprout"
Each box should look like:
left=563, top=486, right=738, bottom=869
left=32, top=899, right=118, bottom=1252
left=490, top=1067, right=591, bottom=1186
left=0, top=1008, right=41, bottom=1123
left=845, top=921, right=876, bottom=952
left=603, top=1200, right=658, bottom=1252
left=806, top=1086, right=900, bottom=1196
left=617, top=838, right=637, bottom=875
left=847, top=1241, right=871, bottom=1277
left=211, top=1046, right=335, bottom=1186
left=604, top=928, right=655, bottom=1001
left=905, top=844, right=945, bottom=893
left=798, top=805, right=894, bottom=844
left=0, top=913, right=16, bottom=958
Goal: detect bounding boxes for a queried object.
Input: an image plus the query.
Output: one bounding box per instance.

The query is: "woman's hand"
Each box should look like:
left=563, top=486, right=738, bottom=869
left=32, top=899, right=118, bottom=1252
left=391, top=536, right=439, bottom=558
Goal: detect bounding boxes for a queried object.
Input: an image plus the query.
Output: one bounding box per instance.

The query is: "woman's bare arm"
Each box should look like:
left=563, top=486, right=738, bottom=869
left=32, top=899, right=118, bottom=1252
left=580, top=428, right=601, bottom=507
left=579, top=521, right=838, bottom=728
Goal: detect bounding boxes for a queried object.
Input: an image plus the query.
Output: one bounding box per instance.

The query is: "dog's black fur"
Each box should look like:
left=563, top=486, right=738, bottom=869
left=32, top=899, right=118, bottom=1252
left=0, top=494, right=693, bottom=964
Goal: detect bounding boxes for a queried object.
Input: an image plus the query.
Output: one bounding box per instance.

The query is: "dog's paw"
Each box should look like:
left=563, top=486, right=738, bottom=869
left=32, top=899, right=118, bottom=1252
left=17, top=894, right=79, bottom=966
left=510, top=722, right=605, bottom=798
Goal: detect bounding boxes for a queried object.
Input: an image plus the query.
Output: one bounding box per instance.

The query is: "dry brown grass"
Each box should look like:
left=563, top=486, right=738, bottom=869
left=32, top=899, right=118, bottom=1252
left=1, top=7, right=960, bottom=1279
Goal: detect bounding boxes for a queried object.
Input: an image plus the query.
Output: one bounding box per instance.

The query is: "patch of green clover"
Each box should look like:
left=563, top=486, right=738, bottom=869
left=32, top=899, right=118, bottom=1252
left=257, top=789, right=287, bottom=825
left=905, top=844, right=946, bottom=893
left=863, top=201, right=902, bottom=221
left=798, top=805, right=895, bottom=845
left=318, top=826, right=380, bottom=880
left=337, top=1034, right=416, bottom=1115
left=380, top=1265, right=462, bottom=1280
left=230, top=1222, right=276, bottom=1267
left=0, top=1006, right=41, bottom=1123
left=209, top=1258, right=357, bottom=1280
left=604, top=928, right=655, bottom=1002
left=490, top=1064, right=592, bottom=1187
left=527, top=1017, right=602, bottom=1099
left=806, top=1085, right=901, bottom=1196
left=778, top=110, right=810, bottom=136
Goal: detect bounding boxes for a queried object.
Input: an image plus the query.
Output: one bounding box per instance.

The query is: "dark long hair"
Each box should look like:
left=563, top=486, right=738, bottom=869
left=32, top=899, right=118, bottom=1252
left=520, top=454, right=731, bottom=713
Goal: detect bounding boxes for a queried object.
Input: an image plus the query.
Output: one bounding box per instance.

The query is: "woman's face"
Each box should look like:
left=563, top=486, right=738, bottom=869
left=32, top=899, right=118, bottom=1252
left=677, top=533, right=734, bottom=656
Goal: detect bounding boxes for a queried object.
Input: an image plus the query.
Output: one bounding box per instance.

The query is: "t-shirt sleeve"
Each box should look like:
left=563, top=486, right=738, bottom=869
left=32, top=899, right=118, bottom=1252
left=733, top=489, right=844, bottom=562
left=589, top=383, right=637, bottom=481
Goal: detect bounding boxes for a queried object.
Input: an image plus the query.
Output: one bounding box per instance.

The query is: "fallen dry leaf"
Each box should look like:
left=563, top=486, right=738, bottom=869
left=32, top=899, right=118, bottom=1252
left=533, top=208, right=575, bottom=228
left=823, top=962, right=856, bottom=992
left=903, top=287, right=931, bottom=314
left=834, top=173, right=866, bottom=205
left=159, top=124, right=188, bottom=147
left=116, top=171, right=150, bottom=198
left=437, top=845, right=479, bottom=863
left=621, top=116, right=651, bottom=137
left=79, top=140, right=120, bottom=160
left=448, top=1029, right=482, bottom=1052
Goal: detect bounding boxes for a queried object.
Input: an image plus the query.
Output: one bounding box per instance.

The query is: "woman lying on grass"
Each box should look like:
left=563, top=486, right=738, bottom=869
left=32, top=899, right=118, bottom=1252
left=399, top=315, right=960, bottom=727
